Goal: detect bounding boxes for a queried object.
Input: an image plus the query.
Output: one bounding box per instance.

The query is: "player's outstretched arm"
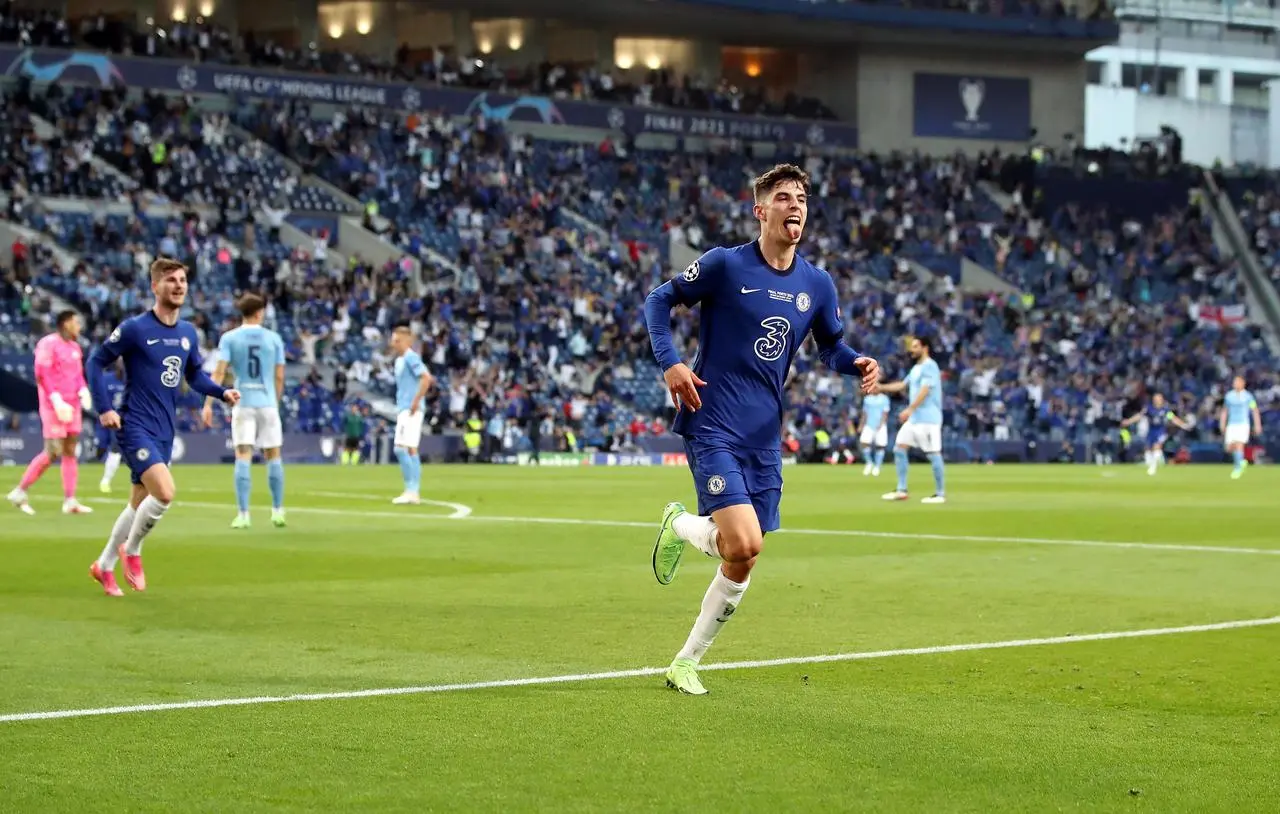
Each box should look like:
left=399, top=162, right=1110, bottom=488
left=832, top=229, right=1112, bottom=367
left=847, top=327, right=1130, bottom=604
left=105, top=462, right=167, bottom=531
left=879, top=381, right=907, bottom=395
left=184, top=341, right=232, bottom=402
left=644, top=250, right=721, bottom=366
left=644, top=284, right=708, bottom=411
left=201, top=359, right=232, bottom=427
left=900, top=383, right=930, bottom=422
left=809, top=276, right=878, bottom=393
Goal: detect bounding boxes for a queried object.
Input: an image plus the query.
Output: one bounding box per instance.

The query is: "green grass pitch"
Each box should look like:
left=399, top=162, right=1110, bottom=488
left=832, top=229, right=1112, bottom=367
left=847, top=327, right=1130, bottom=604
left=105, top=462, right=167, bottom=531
left=0, top=463, right=1277, bottom=812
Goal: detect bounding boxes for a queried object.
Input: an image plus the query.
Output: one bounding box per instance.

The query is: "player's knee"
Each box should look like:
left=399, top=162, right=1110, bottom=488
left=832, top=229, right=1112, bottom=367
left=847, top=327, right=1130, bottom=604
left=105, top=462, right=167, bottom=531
left=719, top=527, right=763, bottom=563
left=150, top=482, right=177, bottom=504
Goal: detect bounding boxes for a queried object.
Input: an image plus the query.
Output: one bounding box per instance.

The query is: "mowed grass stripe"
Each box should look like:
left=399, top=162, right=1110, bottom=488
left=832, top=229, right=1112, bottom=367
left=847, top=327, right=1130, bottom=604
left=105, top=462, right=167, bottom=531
left=2, top=615, right=1276, bottom=724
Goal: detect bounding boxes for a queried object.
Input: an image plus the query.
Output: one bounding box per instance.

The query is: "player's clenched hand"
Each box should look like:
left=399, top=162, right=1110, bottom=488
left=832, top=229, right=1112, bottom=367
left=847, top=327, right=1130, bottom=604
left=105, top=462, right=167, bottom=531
left=223, top=389, right=241, bottom=407
left=200, top=404, right=215, bottom=428
left=854, top=357, right=880, bottom=394
left=663, top=363, right=706, bottom=412
left=100, top=410, right=121, bottom=430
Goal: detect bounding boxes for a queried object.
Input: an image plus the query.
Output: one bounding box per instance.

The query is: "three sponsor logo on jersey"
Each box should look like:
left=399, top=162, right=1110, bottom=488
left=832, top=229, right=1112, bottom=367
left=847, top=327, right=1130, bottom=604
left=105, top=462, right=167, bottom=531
left=740, top=287, right=811, bottom=363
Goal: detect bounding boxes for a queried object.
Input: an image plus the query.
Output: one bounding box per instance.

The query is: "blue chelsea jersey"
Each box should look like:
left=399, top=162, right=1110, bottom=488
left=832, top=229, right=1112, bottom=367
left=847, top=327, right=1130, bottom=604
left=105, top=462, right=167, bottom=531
left=91, top=311, right=209, bottom=442
left=652, top=242, right=853, bottom=450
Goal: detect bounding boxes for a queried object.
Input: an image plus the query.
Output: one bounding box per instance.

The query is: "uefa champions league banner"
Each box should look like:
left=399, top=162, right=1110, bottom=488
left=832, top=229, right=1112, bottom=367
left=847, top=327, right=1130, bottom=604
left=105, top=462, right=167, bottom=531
left=912, top=73, right=1031, bottom=142
left=0, top=46, right=858, bottom=149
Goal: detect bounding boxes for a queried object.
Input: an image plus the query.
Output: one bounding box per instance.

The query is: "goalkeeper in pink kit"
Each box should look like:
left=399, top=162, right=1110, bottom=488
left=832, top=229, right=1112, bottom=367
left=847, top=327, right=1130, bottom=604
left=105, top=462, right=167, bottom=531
left=7, top=310, right=94, bottom=515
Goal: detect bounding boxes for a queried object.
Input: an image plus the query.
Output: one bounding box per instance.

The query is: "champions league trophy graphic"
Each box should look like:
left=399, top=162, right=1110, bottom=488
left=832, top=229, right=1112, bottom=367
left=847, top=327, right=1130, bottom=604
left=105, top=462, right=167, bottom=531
left=959, top=79, right=985, bottom=123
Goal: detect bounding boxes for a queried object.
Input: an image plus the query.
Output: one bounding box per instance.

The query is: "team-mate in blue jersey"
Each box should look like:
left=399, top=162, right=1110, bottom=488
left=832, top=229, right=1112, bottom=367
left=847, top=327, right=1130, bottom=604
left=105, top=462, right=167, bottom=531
left=645, top=163, right=880, bottom=695
left=858, top=388, right=891, bottom=477
left=85, top=258, right=240, bottom=597
left=1121, top=392, right=1193, bottom=476
left=1219, top=375, right=1263, bottom=480
left=95, top=361, right=126, bottom=494
left=202, top=293, right=288, bottom=529
left=389, top=323, right=435, bottom=505
left=880, top=335, right=947, bottom=504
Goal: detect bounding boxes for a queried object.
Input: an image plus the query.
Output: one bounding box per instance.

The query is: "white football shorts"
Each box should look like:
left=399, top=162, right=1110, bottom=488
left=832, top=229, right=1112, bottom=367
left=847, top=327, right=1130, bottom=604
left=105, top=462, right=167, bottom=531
left=894, top=422, right=942, bottom=455
left=231, top=405, right=283, bottom=450
left=394, top=409, right=425, bottom=449
left=859, top=425, right=888, bottom=447
left=1224, top=424, right=1250, bottom=447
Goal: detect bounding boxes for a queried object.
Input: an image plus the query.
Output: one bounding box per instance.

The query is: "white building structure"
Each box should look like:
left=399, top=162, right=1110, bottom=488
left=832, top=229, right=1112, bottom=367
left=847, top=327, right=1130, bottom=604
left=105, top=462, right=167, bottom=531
left=1086, top=0, right=1280, bottom=166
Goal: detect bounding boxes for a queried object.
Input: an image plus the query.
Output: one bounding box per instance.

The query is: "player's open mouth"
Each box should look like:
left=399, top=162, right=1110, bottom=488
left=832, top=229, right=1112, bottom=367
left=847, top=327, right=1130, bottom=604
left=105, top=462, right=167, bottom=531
left=784, top=216, right=801, bottom=226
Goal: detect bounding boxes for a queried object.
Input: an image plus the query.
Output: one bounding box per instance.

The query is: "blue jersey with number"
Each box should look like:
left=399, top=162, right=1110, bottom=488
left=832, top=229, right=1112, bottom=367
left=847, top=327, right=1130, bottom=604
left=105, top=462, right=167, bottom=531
left=906, top=358, right=943, bottom=425
left=218, top=324, right=285, bottom=409
left=89, top=311, right=210, bottom=443
left=862, top=393, right=890, bottom=428
left=1146, top=403, right=1174, bottom=431
left=645, top=241, right=863, bottom=450
left=394, top=350, right=427, bottom=412
left=1224, top=389, right=1256, bottom=427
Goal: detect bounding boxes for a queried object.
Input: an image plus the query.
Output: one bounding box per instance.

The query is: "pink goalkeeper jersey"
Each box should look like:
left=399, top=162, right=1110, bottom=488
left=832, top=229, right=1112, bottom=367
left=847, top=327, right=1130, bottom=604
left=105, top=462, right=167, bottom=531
left=34, top=332, right=86, bottom=408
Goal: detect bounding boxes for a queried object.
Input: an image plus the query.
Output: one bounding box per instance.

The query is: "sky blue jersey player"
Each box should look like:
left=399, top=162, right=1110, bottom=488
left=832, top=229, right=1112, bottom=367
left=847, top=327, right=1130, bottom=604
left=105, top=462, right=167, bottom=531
left=86, top=258, right=240, bottom=597
left=1121, top=392, right=1193, bottom=476
left=203, top=293, right=288, bottom=529
left=858, top=390, right=891, bottom=477
left=389, top=323, right=435, bottom=505
left=1219, top=376, right=1262, bottom=479
left=644, top=163, right=880, bottom=696
left=880, top=335, right=946, bottom=504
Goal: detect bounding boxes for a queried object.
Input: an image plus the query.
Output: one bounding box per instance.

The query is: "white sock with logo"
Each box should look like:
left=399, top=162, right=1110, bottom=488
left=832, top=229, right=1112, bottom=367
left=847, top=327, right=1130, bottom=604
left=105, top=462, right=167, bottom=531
left=672, top=513, right=720, bottom=559
left=677, top=568, right=750, bottom=664
left=124, top=496, right=170, bottom=557
left=96, top=504, right=136, bottom=570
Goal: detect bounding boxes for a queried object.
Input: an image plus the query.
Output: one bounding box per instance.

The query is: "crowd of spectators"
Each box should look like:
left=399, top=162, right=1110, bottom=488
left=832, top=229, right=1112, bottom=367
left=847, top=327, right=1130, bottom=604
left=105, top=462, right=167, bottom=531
left=1, top=33, right=1275, bottom=460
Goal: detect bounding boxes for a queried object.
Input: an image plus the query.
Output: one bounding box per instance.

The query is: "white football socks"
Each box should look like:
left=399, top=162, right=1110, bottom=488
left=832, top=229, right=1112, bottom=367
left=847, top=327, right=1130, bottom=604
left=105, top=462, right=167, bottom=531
left=97, top=504, right=136, bottom=570
left=124, top=496, right=170, bottom=557
left=677, top=568, right=750, bottom=664
left=673, top=513, right=721, bottom=559
left=102, top=452, right=122, bottom=484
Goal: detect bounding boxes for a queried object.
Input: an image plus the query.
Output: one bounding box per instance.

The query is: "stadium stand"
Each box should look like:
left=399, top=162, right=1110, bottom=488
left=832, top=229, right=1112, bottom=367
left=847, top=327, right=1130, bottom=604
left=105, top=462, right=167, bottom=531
left=0, top=4, right=1275, bottom=463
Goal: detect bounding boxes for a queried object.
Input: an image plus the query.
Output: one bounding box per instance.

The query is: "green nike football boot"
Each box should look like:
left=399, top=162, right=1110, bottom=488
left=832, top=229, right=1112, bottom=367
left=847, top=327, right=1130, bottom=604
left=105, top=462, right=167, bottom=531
left=651, top=502, right=687, bottom=585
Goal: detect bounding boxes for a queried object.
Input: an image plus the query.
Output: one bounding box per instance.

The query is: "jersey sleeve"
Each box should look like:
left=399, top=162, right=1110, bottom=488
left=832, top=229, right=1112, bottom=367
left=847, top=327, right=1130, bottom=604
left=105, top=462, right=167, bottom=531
left=668, top=247, right=727, bottom=306
left=88, top=321, right=134, bottom=413
left=406, top=351, right=426, bottom=377
left=216, top=330, right=235, bottom=363
left=32, top=338, right=53, bottom=394
left=274, top=333, right=287, bottom=367
left=810, top=273, right=863, bottom=375
left=926, top=360, right=942, bottom=389
left=184, top=328, right=226, bottom=398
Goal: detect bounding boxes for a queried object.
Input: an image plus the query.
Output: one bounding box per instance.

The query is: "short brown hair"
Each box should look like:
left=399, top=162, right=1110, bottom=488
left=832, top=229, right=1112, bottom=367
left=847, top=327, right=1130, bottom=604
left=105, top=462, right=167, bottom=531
left=752, top=163, right=810, bottom=202
left=150, top=257, right=186, bottom=281
left=238, top=292, right=266, bottom=318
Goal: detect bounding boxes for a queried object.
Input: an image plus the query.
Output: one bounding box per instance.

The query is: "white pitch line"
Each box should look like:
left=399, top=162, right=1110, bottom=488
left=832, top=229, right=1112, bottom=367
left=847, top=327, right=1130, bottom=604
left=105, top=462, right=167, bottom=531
left=66, top=498, right=1280, bottom=557
left=307, top=491, right=473, bottom=519
left=2, top=616, right=1277, bottom=724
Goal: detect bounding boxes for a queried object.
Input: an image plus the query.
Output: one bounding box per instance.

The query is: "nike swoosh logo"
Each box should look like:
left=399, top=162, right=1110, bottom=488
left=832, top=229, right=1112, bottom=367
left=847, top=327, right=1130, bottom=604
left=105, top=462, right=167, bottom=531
left=147, top=339, right=160, bottom=345
left=740, top=287, right=761, bottom=294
